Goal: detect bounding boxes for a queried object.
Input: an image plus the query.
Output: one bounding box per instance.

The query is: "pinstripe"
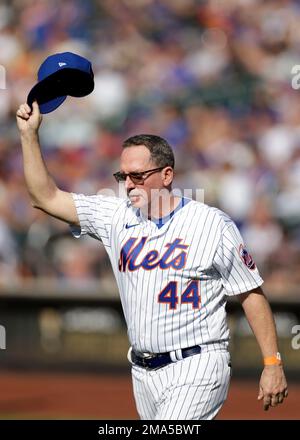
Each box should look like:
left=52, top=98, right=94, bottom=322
left=176, top=204, right=198, bottom=348
left=201, top=356, right=219, bottom=417
left=169, top=360, right=175, bottom=393
left=215, top=246, right=248, bottom=291
left=191, top=353, right=213, bottom=419
left=219, top=360, right=231, bottom=408
left=212, top=355, right=230, bottom=418
left=151, top=244, right=161, bottom=353
left=142, top=237, right=158, bottom=350
left=132, top=370, right=146, bottom=418
left=135, top=256, right=144, bottom=349
left=158, top=359, right=184, bottom=419
left=180, top=205, right=199, bottom=347
left=162, top=223, right=177, bottom=352
left=195, top=358, right=220, bottom=419
left=148, top=370, right=161, bottom=403
left=113, top=209, right=130, bottom=320
left=135, top=368, right=158, bottom=420
left=140, top=375, right=155, bottom=420
left=198, top=211, right=219, bottom=262
left=171, top=355, right=199, bottom=419
left=151, top=366, right=170, bottom=419
left=222, top=241, right=254, bottom=286
left=139, top=237, right=158, bottom=349
left=211, top=354, right=228, bottom=413
left=205, top=354, right=229, bottom=419
left=164, top=212, right=188, bottom=351
left=178, top=365, right=201, bottom=418
left=215, top=243, right=262, bottom=294
left=190, top=208, right=213, bottom=344
left=155, top=367, right=166, bottom=397
left=183, top=354, right=206, bottom=417
left=135, top=375, right=148, bottom=419
left=201, top=278, right=213, bottom=341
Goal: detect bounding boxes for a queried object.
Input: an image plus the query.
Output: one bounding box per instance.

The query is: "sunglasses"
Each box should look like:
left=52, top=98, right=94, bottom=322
left=113, top=167, right=165, bottom=184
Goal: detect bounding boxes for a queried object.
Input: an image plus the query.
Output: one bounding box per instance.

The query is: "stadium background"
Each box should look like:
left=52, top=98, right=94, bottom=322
left=0, top=0, right=299, bottom=419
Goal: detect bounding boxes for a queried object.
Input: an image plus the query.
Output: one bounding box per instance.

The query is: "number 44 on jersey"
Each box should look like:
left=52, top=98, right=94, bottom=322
left=158, top=280, right=200, bottom=310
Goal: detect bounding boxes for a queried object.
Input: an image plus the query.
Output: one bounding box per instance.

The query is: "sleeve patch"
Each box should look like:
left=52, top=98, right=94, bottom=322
left=238, top=244, right=256, bottom=270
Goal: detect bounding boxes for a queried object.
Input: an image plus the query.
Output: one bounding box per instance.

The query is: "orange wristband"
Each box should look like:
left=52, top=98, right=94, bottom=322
left=263, top=352, right=282, bottom=366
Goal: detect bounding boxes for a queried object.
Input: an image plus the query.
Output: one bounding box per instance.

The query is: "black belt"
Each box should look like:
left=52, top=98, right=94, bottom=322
left=131, top=345, right=201, bottom=370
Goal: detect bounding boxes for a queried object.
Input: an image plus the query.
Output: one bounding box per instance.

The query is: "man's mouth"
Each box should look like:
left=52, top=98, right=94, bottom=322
left=128, top=191, right=140, bottom=198
left=129, top=194, right=140, bottom=201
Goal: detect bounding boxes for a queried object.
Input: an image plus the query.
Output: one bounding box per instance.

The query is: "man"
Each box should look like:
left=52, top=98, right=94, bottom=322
left=16, top=101, right=288, bottom=420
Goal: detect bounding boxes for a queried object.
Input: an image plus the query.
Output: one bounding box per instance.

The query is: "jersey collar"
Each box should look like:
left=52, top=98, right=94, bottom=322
left=138, top=197, right=191, bottom=229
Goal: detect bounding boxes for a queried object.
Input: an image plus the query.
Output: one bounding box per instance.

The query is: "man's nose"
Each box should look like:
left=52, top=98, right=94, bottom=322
left=125, top=175, right=135, bottom=190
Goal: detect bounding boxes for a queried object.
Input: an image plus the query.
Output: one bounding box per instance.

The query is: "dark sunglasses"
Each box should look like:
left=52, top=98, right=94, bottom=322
left=113, top=167, right=165, bottom=184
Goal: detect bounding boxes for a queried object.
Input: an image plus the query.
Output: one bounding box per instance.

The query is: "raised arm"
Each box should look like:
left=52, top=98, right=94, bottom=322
left=237, top=286, right=288, bottom=411
left=16, top=102, right=79, bottom=225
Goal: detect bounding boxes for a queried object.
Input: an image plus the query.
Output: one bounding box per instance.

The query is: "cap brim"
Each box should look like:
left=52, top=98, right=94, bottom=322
left=27, top=68, right=94, bottom=114
left=27, top=77, right=67, bottom=114
left=39, top=96, right=67, bottom=114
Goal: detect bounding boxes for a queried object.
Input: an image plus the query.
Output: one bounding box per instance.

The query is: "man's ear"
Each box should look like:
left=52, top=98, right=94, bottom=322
left=163, top=167, right=174, bottom=186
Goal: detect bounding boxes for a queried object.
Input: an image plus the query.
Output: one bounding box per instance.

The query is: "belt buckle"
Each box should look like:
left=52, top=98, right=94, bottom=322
left=138, top=356, right=147, bottom=368
left=143, top=352, right=157, bottom=369
left=135, top=351, right=155, bottom=369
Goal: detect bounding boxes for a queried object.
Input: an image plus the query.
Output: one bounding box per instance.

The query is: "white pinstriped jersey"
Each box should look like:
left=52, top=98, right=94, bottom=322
left=71, top=194, right=263, bottom=354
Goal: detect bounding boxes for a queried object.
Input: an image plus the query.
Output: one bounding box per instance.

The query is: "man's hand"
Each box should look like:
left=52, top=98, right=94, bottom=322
left=16, top=101, right=42, bottom=135
left=258, top=365, right=288, bottom=410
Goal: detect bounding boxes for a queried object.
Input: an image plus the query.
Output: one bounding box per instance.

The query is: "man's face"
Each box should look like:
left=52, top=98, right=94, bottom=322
left=119, top=145, right=172, bottom=210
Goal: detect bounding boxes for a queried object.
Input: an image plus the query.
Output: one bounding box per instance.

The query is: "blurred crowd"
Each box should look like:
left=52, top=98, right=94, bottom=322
left=0, top=0, right=300, bottom=296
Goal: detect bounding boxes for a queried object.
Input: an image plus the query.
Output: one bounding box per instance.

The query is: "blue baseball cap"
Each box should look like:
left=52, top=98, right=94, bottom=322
left=27, top=52, right=94, bottom=114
